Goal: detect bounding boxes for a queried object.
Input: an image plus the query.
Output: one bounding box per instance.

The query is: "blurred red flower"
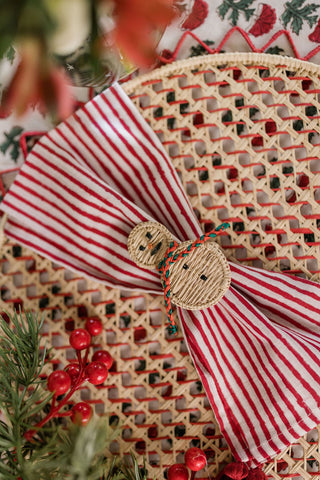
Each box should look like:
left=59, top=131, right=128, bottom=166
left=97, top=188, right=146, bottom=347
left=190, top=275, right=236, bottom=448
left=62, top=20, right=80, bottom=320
left=3, top=39, right=74, bottom=120
left=3, top=0, right=176, bottom=119
left=112, top=0, right=177, bottom=67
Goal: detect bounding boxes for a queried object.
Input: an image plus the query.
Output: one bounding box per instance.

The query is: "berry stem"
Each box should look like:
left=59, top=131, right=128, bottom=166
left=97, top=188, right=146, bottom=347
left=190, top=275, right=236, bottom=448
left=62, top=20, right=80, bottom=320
left=58, top=410, right=73, bottom=417
left=76, top=349, right=82, bottom=365
left=83, top=347, right=89, bottom=366
left=191, top=473, right=196, bottom=480
left=24, top=347, right=90, bottom=441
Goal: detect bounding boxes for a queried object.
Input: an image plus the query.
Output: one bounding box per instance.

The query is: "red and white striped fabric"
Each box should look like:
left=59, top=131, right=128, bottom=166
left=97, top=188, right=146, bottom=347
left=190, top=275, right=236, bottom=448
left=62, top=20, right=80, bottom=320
left=1, top=83, right=320, bottom=466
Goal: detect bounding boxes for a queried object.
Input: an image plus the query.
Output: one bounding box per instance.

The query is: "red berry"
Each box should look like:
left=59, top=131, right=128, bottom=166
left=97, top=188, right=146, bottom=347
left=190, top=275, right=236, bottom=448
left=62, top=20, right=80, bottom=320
left=92, top=350, right=113, bottom=370
left=64, top=363, right=81, bottom=385
left=70, top=328, right=91, bottom=350
left=185, top=447, right=206, bottom=471
left=71, top=402, right=92, bottom=425
left=168, top=464, right=189, bottom=480
left=47, top=370, right=71, bottom=395
left=85, top=361, right=108, bottom=385
left=222, top=462, right=249, bottom=479
left=85, top=318, right=103, bottom=336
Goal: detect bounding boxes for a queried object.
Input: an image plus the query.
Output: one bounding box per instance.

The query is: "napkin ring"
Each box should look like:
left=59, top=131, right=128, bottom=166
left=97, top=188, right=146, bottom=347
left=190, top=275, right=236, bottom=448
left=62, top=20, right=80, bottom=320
left=128, top=222, right=231, bottom=335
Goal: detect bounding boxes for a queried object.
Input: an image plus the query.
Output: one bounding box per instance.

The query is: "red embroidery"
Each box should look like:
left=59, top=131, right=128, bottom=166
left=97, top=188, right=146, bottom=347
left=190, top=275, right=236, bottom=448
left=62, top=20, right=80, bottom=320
left=309, top=18, right=320, bottom=43
left=181, top=0, right=209, bottom=30
left=249, top=4, right=277, bottom=37
left=158, top=28, right=320, bottom=65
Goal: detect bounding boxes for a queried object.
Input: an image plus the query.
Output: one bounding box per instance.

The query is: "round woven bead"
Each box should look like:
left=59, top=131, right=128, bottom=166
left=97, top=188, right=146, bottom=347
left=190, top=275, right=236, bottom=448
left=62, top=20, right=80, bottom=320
left=127, top=221, right=173, bottom=269
left=128, top=221, right=231, bottom=309
left=168, top=240, right=230, bottom=310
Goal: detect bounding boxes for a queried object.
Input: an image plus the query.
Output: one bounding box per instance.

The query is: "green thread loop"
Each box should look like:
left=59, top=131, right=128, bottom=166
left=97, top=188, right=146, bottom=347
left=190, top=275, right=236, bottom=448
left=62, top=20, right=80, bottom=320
left=156, top=222, right=230, bottom=336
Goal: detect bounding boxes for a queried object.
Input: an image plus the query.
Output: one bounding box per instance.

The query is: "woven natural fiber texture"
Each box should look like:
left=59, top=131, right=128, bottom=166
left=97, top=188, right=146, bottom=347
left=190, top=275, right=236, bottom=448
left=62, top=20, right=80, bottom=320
left=1, top=52, right=320, bottom=478
left=127, top=221, right=173, bottom=270
left=158, top=238, right=230, bottom=310
left=128, top=221, right=231, bottom=310
left=123, top=53, right=320, bottom=281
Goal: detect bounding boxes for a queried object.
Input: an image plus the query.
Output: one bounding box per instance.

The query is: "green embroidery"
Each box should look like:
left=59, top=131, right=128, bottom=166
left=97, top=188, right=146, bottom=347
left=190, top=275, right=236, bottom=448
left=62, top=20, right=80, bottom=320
left=190, top=39, right=215, bottom=57
left=281, top=0, right=320, bottom=34
left=0, top=126, right=23, bottom=162
left=218, top=0, right=256, bottom=26
left=266, top=46, right=285, bottom=55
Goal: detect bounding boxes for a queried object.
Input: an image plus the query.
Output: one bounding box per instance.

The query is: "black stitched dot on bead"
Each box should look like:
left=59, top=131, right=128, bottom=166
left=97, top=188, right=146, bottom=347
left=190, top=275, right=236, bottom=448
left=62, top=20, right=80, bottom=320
left=200, top=274, right=207, bottom=281
left=146, top=232, right=152, bottom=239
left=139, top=245, right=146, bottom=251
left=183, top=264, right=189, bottom=270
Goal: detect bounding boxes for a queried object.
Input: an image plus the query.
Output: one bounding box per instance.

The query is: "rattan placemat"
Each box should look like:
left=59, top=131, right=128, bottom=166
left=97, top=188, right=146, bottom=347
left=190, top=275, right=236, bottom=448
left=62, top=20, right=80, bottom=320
left=123, top=52, right=320, bottom=282
left=1, top=52, right=320, bottom=479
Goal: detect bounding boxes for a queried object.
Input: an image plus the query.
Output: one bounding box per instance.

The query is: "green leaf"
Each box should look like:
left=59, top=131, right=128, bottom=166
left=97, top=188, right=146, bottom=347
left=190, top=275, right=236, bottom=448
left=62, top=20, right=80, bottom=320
left=244, top=7, right=255, bottom=20
left=6, top=126, right=23, bottom=138
left=218, top=1, right=230, bottom=19
left=238, top=0, right=255, bottom=6
left=190, top=40, right=215, bottom=57
left=281, top=9, right=292, bottom=28
left=266, top=46, right=285, bottom=55
left=230, top=7, right=239, bottom=25
left=292, top=15, right=303, bottom=34
left=5, top=45, right=15, bottom=64
left=218, top=0, right=256, bottom=25
left=0, top=140, right=10, bottom=154
left=281, top=0, right=320, bottom=33
left=0, top=126, right=23, bottom=162
left=306, top=14, right=318, bottom=27
left=289, top=0, right=301, bottom=6
left=299, top=3, right=319, bottom=15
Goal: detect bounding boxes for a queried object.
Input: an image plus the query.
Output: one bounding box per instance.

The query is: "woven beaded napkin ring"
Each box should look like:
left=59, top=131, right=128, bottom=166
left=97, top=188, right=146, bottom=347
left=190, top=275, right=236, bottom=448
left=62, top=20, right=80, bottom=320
left=128, top=222, right=231, bottom=335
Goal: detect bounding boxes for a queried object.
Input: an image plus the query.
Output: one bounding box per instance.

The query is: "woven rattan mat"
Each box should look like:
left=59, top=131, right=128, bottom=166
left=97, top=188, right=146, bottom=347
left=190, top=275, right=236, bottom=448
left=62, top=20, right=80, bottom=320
left=1, top=52, right=320, bottom=479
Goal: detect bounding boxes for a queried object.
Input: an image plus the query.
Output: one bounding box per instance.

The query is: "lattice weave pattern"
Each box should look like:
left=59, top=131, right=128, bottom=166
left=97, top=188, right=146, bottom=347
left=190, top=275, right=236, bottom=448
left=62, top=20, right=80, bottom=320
left=0, top=53, right=320, bottom=479
left=0, top=239, right=232, bottom=477
left=124, top=53, right=320, bottom=281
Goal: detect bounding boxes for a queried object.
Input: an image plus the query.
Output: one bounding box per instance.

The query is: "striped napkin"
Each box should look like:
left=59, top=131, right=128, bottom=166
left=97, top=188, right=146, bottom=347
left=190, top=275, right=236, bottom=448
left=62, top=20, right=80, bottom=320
left=1, top=83, right=320, bottom=466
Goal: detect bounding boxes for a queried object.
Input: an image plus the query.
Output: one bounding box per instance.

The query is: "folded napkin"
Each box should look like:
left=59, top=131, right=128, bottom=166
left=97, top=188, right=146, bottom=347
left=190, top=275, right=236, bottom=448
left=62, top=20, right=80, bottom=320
left=1, top=83, right=320, bottom=466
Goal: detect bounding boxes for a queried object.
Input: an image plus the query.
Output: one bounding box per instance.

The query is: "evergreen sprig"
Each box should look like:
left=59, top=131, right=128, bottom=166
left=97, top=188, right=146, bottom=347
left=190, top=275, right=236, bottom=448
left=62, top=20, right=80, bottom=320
left=0, top=310, right=53, bottom=479
left=0, top=311, right=153, bottom=480
left=121, top=454, right=150, bottom=480
left=22, top=419, right=121, bottom=480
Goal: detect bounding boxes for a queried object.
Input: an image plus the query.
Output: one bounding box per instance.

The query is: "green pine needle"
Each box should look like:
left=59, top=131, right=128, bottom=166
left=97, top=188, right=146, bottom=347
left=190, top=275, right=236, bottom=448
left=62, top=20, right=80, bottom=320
left=0, top=311, right=153, bottom=480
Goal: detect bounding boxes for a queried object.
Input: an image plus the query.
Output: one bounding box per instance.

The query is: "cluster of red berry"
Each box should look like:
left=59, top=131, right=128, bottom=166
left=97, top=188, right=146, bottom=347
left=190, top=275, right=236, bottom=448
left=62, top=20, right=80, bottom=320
left=26, top=318, right=113, bottom=438
left=168, top=447, right=207, bottom=480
